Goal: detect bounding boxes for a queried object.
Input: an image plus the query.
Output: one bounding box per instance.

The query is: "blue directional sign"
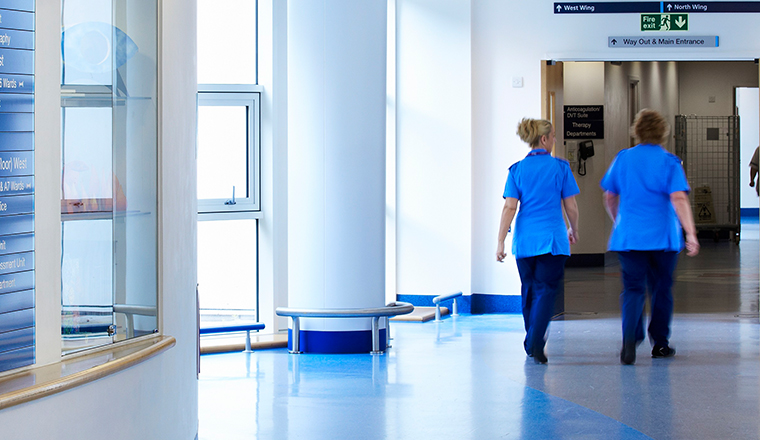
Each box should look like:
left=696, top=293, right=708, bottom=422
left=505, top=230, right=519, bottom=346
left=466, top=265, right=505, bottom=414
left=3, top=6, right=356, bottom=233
left=0, top=93, right=32, bottom=112
left=0, top=47, right=32, bottom=75
left=0, top=213, right=33, bottom=235
left=0, top=176, right=32, bottom=195
left=0, top=132, right=32, bottom=151
left=0, top=252, right=32, bottom=276
left=556, top=1, right=760, bottom=14
left=0, top=29, right=33, bottom=50
left=0, top=232, right=33, bottom=255
left=0, top=151, right=32, bottom=176
left=0, top=0, right=34, bottom=374
left=0, top=194, right=33, bottom=216
left=0, top=1, right=34, bottom=13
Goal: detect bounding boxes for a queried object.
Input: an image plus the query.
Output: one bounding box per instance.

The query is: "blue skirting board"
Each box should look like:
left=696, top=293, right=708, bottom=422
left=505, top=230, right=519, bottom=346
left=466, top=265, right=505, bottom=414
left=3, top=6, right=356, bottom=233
left=397, top=294, right=522, bottom=314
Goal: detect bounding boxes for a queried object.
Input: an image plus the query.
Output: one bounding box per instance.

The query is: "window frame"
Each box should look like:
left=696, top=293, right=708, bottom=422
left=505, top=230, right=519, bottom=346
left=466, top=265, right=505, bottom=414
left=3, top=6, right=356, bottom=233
left=197, top=86, right=261, bottom=215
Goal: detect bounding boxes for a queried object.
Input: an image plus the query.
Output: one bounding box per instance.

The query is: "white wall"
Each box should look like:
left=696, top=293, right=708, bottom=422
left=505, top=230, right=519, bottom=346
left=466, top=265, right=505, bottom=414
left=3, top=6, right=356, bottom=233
left=738, top=87, right=760, bottom=209
left=395, top=0, right=472, bottom=296
left=0, top=1, right=199, bottom=438
left=679, top=61, right=758, bottom=116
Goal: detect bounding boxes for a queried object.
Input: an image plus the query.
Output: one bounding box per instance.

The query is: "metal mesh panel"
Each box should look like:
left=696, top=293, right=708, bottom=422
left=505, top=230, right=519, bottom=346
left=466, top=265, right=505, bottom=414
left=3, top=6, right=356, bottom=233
left=675, top=115, right=740, bottom=236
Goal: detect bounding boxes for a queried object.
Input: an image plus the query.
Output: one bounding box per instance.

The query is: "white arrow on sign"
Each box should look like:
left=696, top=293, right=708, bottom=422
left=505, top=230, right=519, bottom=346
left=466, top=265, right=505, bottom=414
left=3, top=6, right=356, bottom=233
left=675, top=16, right=686, bottom=28
left=667, top=3, right=673, bottom=10
left=556, top=4, right=562, bottom=12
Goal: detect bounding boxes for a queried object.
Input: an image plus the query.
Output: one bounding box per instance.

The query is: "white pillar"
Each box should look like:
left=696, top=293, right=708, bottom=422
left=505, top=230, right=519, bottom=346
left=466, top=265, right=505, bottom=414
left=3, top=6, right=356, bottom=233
left=287, top=0, right=387, bottom=353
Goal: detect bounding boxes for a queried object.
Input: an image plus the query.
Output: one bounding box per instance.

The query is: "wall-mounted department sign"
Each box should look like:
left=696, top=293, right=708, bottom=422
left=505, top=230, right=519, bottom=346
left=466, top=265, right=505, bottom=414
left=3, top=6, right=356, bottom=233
left=564, top=106, right=604, bottom=139
left=641, top=13, right=688, bottom=31
left=609, top=35, right=719, bottom=48
left=0, top=0, right=34, bottom=374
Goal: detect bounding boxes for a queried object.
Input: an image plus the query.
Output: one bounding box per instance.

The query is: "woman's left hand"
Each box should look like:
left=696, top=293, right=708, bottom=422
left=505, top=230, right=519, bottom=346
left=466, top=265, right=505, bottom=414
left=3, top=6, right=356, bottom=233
left=568, top=228, right=578, bottom=245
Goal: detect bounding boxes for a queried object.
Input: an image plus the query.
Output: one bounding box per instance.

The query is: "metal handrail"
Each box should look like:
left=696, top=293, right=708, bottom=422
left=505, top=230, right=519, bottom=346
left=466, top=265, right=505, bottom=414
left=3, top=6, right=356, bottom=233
left=276, top=302, right=414, bottom=354
left=113, top=304, right=157, bottom=339
left=432, top=291, right=462, bottom=322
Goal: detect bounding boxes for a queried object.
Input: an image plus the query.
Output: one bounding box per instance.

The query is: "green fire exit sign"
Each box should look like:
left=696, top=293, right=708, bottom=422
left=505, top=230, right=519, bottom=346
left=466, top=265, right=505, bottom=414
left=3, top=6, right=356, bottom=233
left=641, top=13, right=689, bottom=31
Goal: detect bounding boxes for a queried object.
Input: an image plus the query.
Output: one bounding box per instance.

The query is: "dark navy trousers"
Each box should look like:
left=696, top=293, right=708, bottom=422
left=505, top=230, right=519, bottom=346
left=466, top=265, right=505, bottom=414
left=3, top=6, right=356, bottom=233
left=516, top=254, right=567, bottom=355
left=617, top=251, right=679, bottom=347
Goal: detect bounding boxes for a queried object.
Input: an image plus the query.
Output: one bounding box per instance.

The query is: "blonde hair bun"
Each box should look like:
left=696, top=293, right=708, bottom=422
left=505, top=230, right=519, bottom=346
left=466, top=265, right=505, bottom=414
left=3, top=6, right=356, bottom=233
left=517, top=118, right=552, bottom=147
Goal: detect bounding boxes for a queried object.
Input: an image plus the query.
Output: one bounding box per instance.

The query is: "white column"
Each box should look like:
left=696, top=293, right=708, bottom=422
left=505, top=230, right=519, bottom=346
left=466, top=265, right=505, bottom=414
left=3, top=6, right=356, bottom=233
left=287, top=0, right=387, bottom=352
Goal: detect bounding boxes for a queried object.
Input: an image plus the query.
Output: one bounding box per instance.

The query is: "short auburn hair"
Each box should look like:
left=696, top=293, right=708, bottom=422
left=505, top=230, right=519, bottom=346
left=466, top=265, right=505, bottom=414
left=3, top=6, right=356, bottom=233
left=631, top=109, right=669, bottom=145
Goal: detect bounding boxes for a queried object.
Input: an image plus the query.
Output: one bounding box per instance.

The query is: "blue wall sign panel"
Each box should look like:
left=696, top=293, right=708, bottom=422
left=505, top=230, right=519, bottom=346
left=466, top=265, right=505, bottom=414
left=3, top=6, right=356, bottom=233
left=0, top=345, right=33, bottom=372
left=0, top=269, right=33, bottom=295
left=0, top=194, right=33, bottom=216
left=0, top=9, right=34, bottom=30
left=556, top=1, right=760, bottom=14
left=0, top=325, right=33, bottom=354
left=0, top=306, right=33, bottom=333
left=0, top=93, right=33, bottom=112
left=0, top=0, right=33, bottom=375
left=0, top=1, right=34, bottom=13
left=0, top=47, right=32, bottom=74
left=0, top=251, right=32, bottom=276
left=0, top=132, right=32, bottom=151
left=0, top=176, right=32, bottom=195
left=0, top=74, right=33, bottom=93
left=0, top=112, right=32, bottom=131
left=0, top=214, right=33, bottom=235
left=0, top=151, right=32, bottom=176
left=0, top=288, right=32, bottom=314
left=0, top=29, right=32, bottom=50
left=554, top=2, right=660, bottom=13
left=0, top=232, right=33, bottom=255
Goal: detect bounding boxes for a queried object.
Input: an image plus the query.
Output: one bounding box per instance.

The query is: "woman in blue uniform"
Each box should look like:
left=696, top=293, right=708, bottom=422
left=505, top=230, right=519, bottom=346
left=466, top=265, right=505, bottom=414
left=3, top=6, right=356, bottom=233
left=601, top=109, right=699, bottom=365
left=496, top=118, right=580, bottom=364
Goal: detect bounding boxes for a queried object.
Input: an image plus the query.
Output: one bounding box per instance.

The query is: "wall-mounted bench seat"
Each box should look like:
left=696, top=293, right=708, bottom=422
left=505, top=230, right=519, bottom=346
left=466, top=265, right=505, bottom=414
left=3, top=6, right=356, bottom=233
left=275, top=302, right=414, bottom=354
left=199, top=321, right=265, bottom=352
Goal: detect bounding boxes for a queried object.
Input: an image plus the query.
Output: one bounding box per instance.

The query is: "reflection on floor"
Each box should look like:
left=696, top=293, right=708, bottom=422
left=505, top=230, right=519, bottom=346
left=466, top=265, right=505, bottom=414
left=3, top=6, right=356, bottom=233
left=199, top=236, right=759, bottom=440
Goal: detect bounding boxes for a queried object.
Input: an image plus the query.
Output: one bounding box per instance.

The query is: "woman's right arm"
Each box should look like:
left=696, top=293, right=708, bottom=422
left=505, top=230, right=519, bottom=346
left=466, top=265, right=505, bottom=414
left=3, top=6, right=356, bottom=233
left=496, top=197, right=518, bottom=262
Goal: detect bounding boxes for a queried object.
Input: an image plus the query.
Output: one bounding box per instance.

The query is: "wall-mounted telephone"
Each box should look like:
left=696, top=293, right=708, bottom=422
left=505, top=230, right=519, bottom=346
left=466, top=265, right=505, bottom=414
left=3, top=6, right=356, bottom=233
left=578, top=140, right=594, bottom=176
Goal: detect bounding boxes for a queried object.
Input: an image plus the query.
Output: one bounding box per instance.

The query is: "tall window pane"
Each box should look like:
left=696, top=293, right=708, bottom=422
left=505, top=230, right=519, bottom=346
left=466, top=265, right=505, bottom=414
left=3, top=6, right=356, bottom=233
left=197, top=0, right=257, bottom=84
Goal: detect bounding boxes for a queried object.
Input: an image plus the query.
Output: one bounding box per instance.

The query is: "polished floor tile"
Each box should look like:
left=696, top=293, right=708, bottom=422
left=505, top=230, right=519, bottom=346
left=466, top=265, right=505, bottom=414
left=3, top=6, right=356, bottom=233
left=199, top=238, right=759, bottom=440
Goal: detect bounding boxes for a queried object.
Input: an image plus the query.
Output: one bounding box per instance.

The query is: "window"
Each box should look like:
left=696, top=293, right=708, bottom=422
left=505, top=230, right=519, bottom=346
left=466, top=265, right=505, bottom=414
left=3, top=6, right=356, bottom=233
left=196, top=0, right=260, bottom=330
left=197, top=92, right=260, bottom=213
left=60, top=0, right=158, bottom=353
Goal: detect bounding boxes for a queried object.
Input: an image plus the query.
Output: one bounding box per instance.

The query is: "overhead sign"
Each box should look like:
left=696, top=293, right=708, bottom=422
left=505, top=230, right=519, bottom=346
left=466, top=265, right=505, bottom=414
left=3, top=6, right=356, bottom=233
left=641, top=13, right=688, bottom=31
left=555, top=1, right=760, bottom=14
left=609, top=36, right=719, bottom=47
left=564, top=106, right=604, bottom=139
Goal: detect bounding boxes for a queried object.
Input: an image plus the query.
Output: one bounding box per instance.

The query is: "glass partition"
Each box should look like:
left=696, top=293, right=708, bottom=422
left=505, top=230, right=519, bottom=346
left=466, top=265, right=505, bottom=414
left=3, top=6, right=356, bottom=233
left=61, top=0, right=158, bottom=353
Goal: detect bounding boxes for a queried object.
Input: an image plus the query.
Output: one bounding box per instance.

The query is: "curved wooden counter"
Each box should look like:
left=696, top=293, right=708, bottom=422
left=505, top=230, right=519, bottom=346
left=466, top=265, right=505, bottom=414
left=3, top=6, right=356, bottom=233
left=0, top=335, right=175, bottom=410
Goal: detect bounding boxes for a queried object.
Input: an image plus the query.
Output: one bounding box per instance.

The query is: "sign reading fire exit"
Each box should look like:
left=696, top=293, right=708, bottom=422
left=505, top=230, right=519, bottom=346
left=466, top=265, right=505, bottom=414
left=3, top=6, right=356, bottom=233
left=641, top=13, right=689, bottom=31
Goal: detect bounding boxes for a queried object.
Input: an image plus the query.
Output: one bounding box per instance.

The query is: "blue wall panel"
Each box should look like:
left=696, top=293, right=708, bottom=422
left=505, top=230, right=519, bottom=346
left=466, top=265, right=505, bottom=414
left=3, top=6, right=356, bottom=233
left=0, top=288, right=32, bottom=314
left=0, top=112, right=32, bottom=131
left=0, top=47, right=33, bottom=75
left=0, top=307, right=33, bottom=333
left=0, top=93, right=33, bottom=112
left=0, top=29, right=33, bottom=50
left=0, top=251, right=32, bottom=275
left=0, top=74, right=33, bottom=93
left=0, top=232, right=33, bottom=255
left=0, top=9, right=34, bottom=30
left=0, top=131, right=32, bottom=150
left=0, top=345, right=33, bottom=373
left=0, top=269, right=33, bottom=295
left=0, top=194, right=33, bottom=216
left=0, top=176, right=32, bottom=195
left=0, top=326, right=32, bottom=354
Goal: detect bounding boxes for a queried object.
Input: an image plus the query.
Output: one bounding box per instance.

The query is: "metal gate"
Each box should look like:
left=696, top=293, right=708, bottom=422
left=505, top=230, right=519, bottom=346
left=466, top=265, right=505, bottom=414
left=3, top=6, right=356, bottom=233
left=674, top=115, right=740, bottom=242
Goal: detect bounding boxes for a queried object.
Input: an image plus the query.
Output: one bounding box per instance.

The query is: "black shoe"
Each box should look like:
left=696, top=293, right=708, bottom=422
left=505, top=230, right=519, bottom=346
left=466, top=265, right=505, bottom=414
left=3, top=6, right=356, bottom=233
left=652, top=345, right=676, bottom=358
left=620, top=341, right=636, bottom=365
left=524, top=339, right=533, bottom=357
left=533, top=351, right=548, bottom=364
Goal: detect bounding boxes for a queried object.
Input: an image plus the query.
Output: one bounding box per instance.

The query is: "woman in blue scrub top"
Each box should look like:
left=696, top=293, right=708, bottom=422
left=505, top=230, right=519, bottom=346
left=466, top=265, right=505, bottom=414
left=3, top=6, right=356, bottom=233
left=601, top=109, right=699, bottom=365
left=496, top=118, right=580, bottom=364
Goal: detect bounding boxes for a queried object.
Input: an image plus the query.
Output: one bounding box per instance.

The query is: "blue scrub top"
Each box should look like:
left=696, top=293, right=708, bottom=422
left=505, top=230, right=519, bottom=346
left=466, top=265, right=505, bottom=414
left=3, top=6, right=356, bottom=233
left=503, top=149, right=580, bottom=259
left=600, top=144, right=690, bottom=252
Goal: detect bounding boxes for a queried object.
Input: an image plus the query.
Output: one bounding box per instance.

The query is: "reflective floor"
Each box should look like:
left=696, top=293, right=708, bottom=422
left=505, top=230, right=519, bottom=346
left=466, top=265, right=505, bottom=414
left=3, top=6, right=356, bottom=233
left=199, top=232, right=759, bottom=440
